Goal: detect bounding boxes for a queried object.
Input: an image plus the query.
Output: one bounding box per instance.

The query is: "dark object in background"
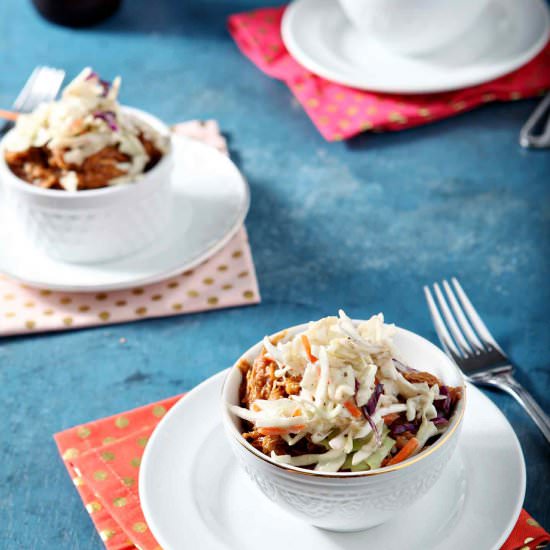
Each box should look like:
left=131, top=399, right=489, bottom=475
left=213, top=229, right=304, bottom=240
left=31, top=0, right=122, bottom=28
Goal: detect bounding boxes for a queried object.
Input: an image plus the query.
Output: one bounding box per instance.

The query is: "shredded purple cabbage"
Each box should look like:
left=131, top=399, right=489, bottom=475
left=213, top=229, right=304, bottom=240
left=364, top=383, right=384, bottom=416
left=435, top=385, right=451, bottom=417
left=93, top=111, right=118, bottom=131
left=432, top=417, right=449, bottom=427
left=393, top=359, right=417, bottom=373
left=85, top=71, right=111, bottom=96
left=391, top=422, right=418, bottom=436
left=85, top=71, right=98, bottom=81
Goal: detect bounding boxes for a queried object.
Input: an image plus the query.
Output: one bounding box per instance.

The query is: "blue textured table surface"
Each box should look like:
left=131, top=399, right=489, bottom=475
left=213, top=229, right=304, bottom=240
left=1, top=1, right=549, bottom=548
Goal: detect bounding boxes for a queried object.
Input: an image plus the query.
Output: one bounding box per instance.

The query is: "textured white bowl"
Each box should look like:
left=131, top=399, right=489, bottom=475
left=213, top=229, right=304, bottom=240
left=222, top=322, right=466, bottom=532
left=0, top=106, right=173, bottom=264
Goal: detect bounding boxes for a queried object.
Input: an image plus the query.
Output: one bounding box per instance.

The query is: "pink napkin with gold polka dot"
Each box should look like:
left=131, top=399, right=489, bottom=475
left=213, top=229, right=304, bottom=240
left=228, top=7, right=550, bottom=141
left=54, top=394, right=549, bottom=550
left=0, top=121, right=260, bottom=336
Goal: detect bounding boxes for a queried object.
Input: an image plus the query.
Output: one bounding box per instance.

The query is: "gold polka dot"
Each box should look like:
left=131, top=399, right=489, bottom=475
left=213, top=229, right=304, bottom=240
left=101, top=451, right=115, bottom=462
left=187, top=290, right=199, bottom=298
left=122, top=476, right=135, bottom=487
left=222, top=284, right=233, bottom=291
left=73, top=476, right=84, bottom=487
left=326, top=104, right=338, bottom=113
left=338, top=119, right=350, bottom=130
left=346, top=106, right=358, bottom=116
left=135, top=307, right=147, bottom=316
left=388, top=112, right=407, bottom=123
left=318, top=115, right=329, bottom=125
left=238, top=271, right=249, bottom=278
left=133, top=522, right=148, bottom=533
left=217, top=264, right=228, bottom=272
left=25, top=320, right=36, bottom=330
left=59, top=297, right=72, bottom=305
left=510, top=91, right=522, bottom=100
left=115, top=300, right=127, bottom=307
left=96, top=311, right=109, bottom=322
left=451, top=101, right=467, bottom=111
left=151, top=294, right=163, bottom=301
left=167, top=281, right=179, bottom=288
left=366, top=106, right=377, bottom=115
left=115, top=416, right=129, bottom=429
left=203, top=277, right=214, bottom=285
left=519, top=546, right=530, bottom=550
left=526, top=518, right=540, bottom=527
left=207, top=296, right=219, bottom=306
left=232, top=250, right=243, bottom=259
left=306, top=97, right=319, bottom=108
left=62, top=448, right=79, bottom=460
left=418, top=107, right=431, bottom=117
left=78, top=305, right=90, bottom=312
left=172, top=303, right=183, bottom=311
left=482, top=93, right=496, bottom=102
left=137, top=436, right=149, bottom=447
left=525, top=538, right=535, bottom=544
left=43, top=309, right=54, bottom=316
left=334, top=92, right=345, bottom=101
left=103, top=436, right=116, bottom=445
left=130, top=457, right=141, bottom=468
left=93, top=470, right=108, bottom=481
left=182, top=270, right=194, bottom=277
left=152, top=405, right=166, bottom=418
left=63, top=317, right=73, bottom=327
left=5, top=312, right=15, bottom=318
left=360, top=121, right=373, bottom=131
left=100, top=529, right=116, bottom=541
left=24, top=301, right=35, bottom=308
left=76, top=426, right=91, bottom=439
left=40, top=289, right=52, bottom=296
left=86, top=501, right=102, bottom=514
left=243, top=290, right=255, bottom=300
left=332, top=133, right=344, bottom=141
left=95, top=293, right=108, bottom=301
left=132, top=288, right=144, bottom=295
left=4, top=293, right=14, bottom=300
left=113, top=497, right=127, bottom=508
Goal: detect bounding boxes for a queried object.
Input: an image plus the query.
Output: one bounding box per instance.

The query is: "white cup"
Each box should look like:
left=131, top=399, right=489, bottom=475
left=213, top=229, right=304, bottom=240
left=337, top=0, right=489, bottom=55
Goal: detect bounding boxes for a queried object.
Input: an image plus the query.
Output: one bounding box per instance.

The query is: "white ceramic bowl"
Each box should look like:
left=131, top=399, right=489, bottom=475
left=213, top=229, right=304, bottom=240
left=337, top=0, right=489, bottom=55
left=0, top=106, right=173, bottom=264
left=222, top=322, right=466, bottom=532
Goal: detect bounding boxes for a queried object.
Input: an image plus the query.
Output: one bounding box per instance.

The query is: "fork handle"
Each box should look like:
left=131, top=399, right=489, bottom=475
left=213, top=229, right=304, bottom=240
left=480, top=372, right=550, bottom=444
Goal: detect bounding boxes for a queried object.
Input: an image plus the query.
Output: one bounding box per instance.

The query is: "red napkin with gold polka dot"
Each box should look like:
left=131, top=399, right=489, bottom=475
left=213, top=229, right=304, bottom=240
left=54, top=394, right=549, bottom=550
left=227, top=7, right=550, bottom=141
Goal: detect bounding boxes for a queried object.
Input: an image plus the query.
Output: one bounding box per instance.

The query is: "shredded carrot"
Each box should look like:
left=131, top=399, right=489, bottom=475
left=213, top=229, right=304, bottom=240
left=251, top=403, right=261, bottom=412
left=386, top=437, right=419, bottom=466
left=344, top=400, right=363, bottom=418
left=0, top=109, right=18, bottom=122
left=301, top=335, right=318, bottom=363
left=292, top=409, right=302, bottom=417
left=258, top=425, right=305, bottom=436
left=383, top=413, right=400, bottom=425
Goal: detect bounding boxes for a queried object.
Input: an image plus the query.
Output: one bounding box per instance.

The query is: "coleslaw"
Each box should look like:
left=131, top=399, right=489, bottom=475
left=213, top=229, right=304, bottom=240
left=4, top=68, right=168, bottom=191
left=231, top=311, right=462, bottom=472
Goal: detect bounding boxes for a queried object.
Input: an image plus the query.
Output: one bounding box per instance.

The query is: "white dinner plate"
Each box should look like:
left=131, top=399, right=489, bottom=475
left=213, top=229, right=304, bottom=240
left=140, top=370, right=526, bottom=550
left=0, top=135, right=249, bottom=292
left=281, top=0, right=550, bottom=94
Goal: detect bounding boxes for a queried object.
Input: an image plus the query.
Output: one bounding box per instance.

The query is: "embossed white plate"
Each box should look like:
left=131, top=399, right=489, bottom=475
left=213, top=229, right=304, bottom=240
left=0, top=135, right=249, bottom=291
left=140, top=370, right=525, bottom=550
left=282, top=0, right=550, bottom=94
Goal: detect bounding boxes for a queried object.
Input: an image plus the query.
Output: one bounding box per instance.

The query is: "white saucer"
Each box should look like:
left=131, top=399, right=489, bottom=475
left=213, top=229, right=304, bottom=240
left=282, top=0, right=550, bottom=94
left=140, top=370, right=526, bottom=550
left=0, top=135, right=249, bottom=292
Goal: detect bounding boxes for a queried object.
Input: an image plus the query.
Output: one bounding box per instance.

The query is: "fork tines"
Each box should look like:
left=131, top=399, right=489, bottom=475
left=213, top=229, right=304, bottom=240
left=424, top=278, right=506, bottom=369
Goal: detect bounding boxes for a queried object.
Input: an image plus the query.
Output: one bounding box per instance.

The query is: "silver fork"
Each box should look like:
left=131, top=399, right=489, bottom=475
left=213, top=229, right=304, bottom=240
left=424, top=277, right=550, bottom=444
left=0, top=66, right=65, bottom=137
